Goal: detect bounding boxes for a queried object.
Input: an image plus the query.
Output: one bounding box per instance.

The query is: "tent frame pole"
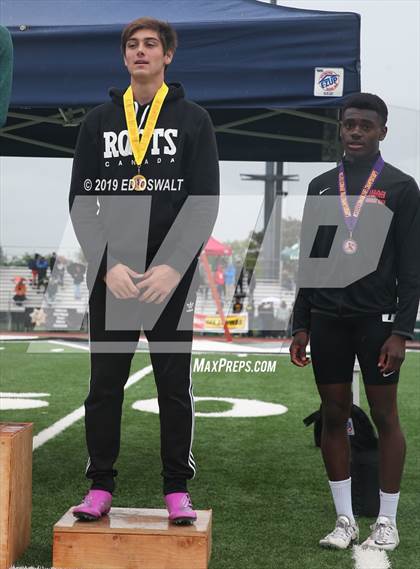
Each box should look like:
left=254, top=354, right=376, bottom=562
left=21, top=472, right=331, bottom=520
left=2, top=107, right=339, bottom=155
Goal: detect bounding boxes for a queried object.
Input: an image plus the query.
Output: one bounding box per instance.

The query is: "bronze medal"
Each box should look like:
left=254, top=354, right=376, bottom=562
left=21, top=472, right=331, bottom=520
left=342, top=238, right=358, bottom=255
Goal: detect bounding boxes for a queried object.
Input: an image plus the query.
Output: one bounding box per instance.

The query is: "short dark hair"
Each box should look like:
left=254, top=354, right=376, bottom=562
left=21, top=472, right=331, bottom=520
left=121, top=17, right=177, bottom=56
left=342, top=93, right=388, bottom=125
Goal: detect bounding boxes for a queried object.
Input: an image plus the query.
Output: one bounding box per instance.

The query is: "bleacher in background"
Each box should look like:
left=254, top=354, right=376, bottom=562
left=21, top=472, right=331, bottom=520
left=0, top=266, right=88, bottom=331
left=1, top=266, right=419, bottom=338
left=196, top=279, right=295, bottom=314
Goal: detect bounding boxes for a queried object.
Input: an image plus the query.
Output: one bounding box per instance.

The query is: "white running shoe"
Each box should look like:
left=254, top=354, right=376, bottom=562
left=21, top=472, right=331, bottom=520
left=319, top=515, right=359, bottom=549
left=361, top=516, right=400, bottom=551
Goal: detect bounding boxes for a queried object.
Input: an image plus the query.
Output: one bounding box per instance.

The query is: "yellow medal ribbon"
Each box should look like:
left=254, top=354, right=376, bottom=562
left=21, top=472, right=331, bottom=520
left=123, top=82, right=169, bottom=191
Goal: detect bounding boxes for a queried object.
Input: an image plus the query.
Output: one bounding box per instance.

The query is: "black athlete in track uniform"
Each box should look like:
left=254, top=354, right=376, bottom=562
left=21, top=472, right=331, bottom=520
left=290, top=93, right=420, bottom=550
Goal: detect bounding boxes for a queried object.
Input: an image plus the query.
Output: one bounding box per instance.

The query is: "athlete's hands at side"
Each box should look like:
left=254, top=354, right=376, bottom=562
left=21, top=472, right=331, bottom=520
left=104, top=263, right=142, bottom=299
left=378, top=334, right=406, bottom=376
left=136, top=264, right=181, bottom=304
left=290, top=331, right=311, bottom=367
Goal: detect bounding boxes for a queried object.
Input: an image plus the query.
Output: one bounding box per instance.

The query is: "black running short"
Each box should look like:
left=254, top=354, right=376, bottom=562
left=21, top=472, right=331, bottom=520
left=310, top=312, right=400, bottom=385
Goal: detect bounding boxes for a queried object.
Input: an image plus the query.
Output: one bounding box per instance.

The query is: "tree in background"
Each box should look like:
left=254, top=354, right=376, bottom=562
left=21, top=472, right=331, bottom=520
left=226, top=217, right=301, bottom=277
left=0, top=246, right=7, bottom=265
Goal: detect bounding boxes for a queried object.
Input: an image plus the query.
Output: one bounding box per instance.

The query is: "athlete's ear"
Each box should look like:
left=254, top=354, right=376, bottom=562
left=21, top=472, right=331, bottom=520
left=164, top=49, right=174, bottom=66
left=379, top=125, right=388, bottom=141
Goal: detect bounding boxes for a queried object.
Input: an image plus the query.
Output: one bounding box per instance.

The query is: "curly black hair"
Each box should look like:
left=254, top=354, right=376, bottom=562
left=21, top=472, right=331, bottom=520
left=342, top=93, right=388, bottom=125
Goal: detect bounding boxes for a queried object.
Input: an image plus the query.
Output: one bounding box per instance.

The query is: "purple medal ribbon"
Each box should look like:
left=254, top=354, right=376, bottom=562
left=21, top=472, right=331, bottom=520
left=337, top=154, right=385, bottom=234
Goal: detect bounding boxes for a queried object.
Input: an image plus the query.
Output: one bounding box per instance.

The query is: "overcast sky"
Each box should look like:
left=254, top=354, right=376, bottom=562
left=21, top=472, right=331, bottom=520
left=1, top=0, right=419, bottom=258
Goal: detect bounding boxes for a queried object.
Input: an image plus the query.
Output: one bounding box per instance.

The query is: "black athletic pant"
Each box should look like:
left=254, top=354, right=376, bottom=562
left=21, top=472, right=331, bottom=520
left=84, top=263, right=198, bottom=495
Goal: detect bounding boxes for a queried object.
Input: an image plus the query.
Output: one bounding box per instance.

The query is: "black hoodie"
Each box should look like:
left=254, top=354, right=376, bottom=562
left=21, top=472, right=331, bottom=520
left=292, top=155, right=420, bottom=339
left=69, top=83, right=219, bottom=287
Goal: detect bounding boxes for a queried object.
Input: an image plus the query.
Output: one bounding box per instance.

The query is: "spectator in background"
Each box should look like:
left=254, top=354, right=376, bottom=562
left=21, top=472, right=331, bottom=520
left=199, top=260, right=210, bottom=300
left=277, top=300, right=289, bottom=338
left=46, top=275, right=59, bottom=305
left=224, top=261, right=235, bottom=303
left=13, top=277, right=27, bottom=305
left=215, top=263, right=225, bottom=301
left=28, top=253, right=39, bottom=288
left=36, top=256, right=49, bottom=291
left=235, top=259, right=244, bottom=295
left=67, top=261, right=86, bottom=300
left=232, top=297, right=243, bottom=314
left=247, top=268, right=256, bottom=302
left=56, top=256, right=66, bottom=286
left=49, top=252, right=57, bottom=275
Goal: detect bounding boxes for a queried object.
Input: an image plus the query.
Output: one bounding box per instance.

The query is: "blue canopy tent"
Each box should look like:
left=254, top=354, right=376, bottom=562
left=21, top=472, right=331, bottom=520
left=0, top=0, right=360, bottom=160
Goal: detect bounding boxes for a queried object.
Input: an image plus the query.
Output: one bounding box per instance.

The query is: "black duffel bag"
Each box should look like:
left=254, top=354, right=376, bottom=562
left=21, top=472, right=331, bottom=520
left=303, top=404, right=380, bottom=517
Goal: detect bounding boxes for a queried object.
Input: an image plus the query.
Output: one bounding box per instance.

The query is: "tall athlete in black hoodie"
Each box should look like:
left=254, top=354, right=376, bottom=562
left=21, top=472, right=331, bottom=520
left=290, top=94, right=420, bottom=550
left=70, top=18, right=219, bottom=524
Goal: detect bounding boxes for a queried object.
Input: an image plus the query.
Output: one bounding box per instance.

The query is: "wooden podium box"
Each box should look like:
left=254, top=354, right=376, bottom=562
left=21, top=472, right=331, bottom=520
left=0, top=422, right=33, bottom=569
left=53, top=507, right=212, bottom=569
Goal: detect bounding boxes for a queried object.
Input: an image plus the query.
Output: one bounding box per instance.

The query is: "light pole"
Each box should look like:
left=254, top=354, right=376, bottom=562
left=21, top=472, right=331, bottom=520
left=241, top=166, right=299, bottom=278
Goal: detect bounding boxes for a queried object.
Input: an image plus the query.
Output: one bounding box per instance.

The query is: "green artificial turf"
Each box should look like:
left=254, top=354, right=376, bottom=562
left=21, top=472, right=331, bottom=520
left=0, top=341, right=418, bottom=569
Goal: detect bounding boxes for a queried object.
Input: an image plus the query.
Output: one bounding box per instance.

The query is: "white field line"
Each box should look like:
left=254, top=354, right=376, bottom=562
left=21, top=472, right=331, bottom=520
left=1, top=337, right=417, bottom=355
left=32, top=365, right=153, bottom=450
left=1, top=393, right=50, bottom=397
left=0, top=335, right=39, bottom=340
left=352, top=545, right=391, bottom=569
left=47, top=339, right=90, bottom=351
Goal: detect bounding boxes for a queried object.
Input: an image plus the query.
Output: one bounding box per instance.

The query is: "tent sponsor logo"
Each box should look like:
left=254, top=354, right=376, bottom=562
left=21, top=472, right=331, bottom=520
left=314, top=67, right=344, bottom=97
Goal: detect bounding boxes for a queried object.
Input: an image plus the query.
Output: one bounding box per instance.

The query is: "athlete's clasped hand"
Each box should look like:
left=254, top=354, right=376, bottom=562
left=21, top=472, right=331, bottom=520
left=136, top=264, right=181, bottom=304
left=105, top=263, right=181, bottom=304
left=104, top=263, right=142, bottom=299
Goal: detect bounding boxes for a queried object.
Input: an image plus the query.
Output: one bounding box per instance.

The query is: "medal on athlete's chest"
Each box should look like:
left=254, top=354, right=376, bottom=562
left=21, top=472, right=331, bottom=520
left=123, top=83, right=168, bottom=191
left=131, top=173, right=147, bottom=192
left=337, top=155, right=385, bottom=255
left=342, top=237, right=358, bottom=255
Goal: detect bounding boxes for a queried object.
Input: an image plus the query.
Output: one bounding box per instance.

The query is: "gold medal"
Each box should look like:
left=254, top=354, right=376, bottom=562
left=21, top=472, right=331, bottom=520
left=131, top=174, right=147, bottom=192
